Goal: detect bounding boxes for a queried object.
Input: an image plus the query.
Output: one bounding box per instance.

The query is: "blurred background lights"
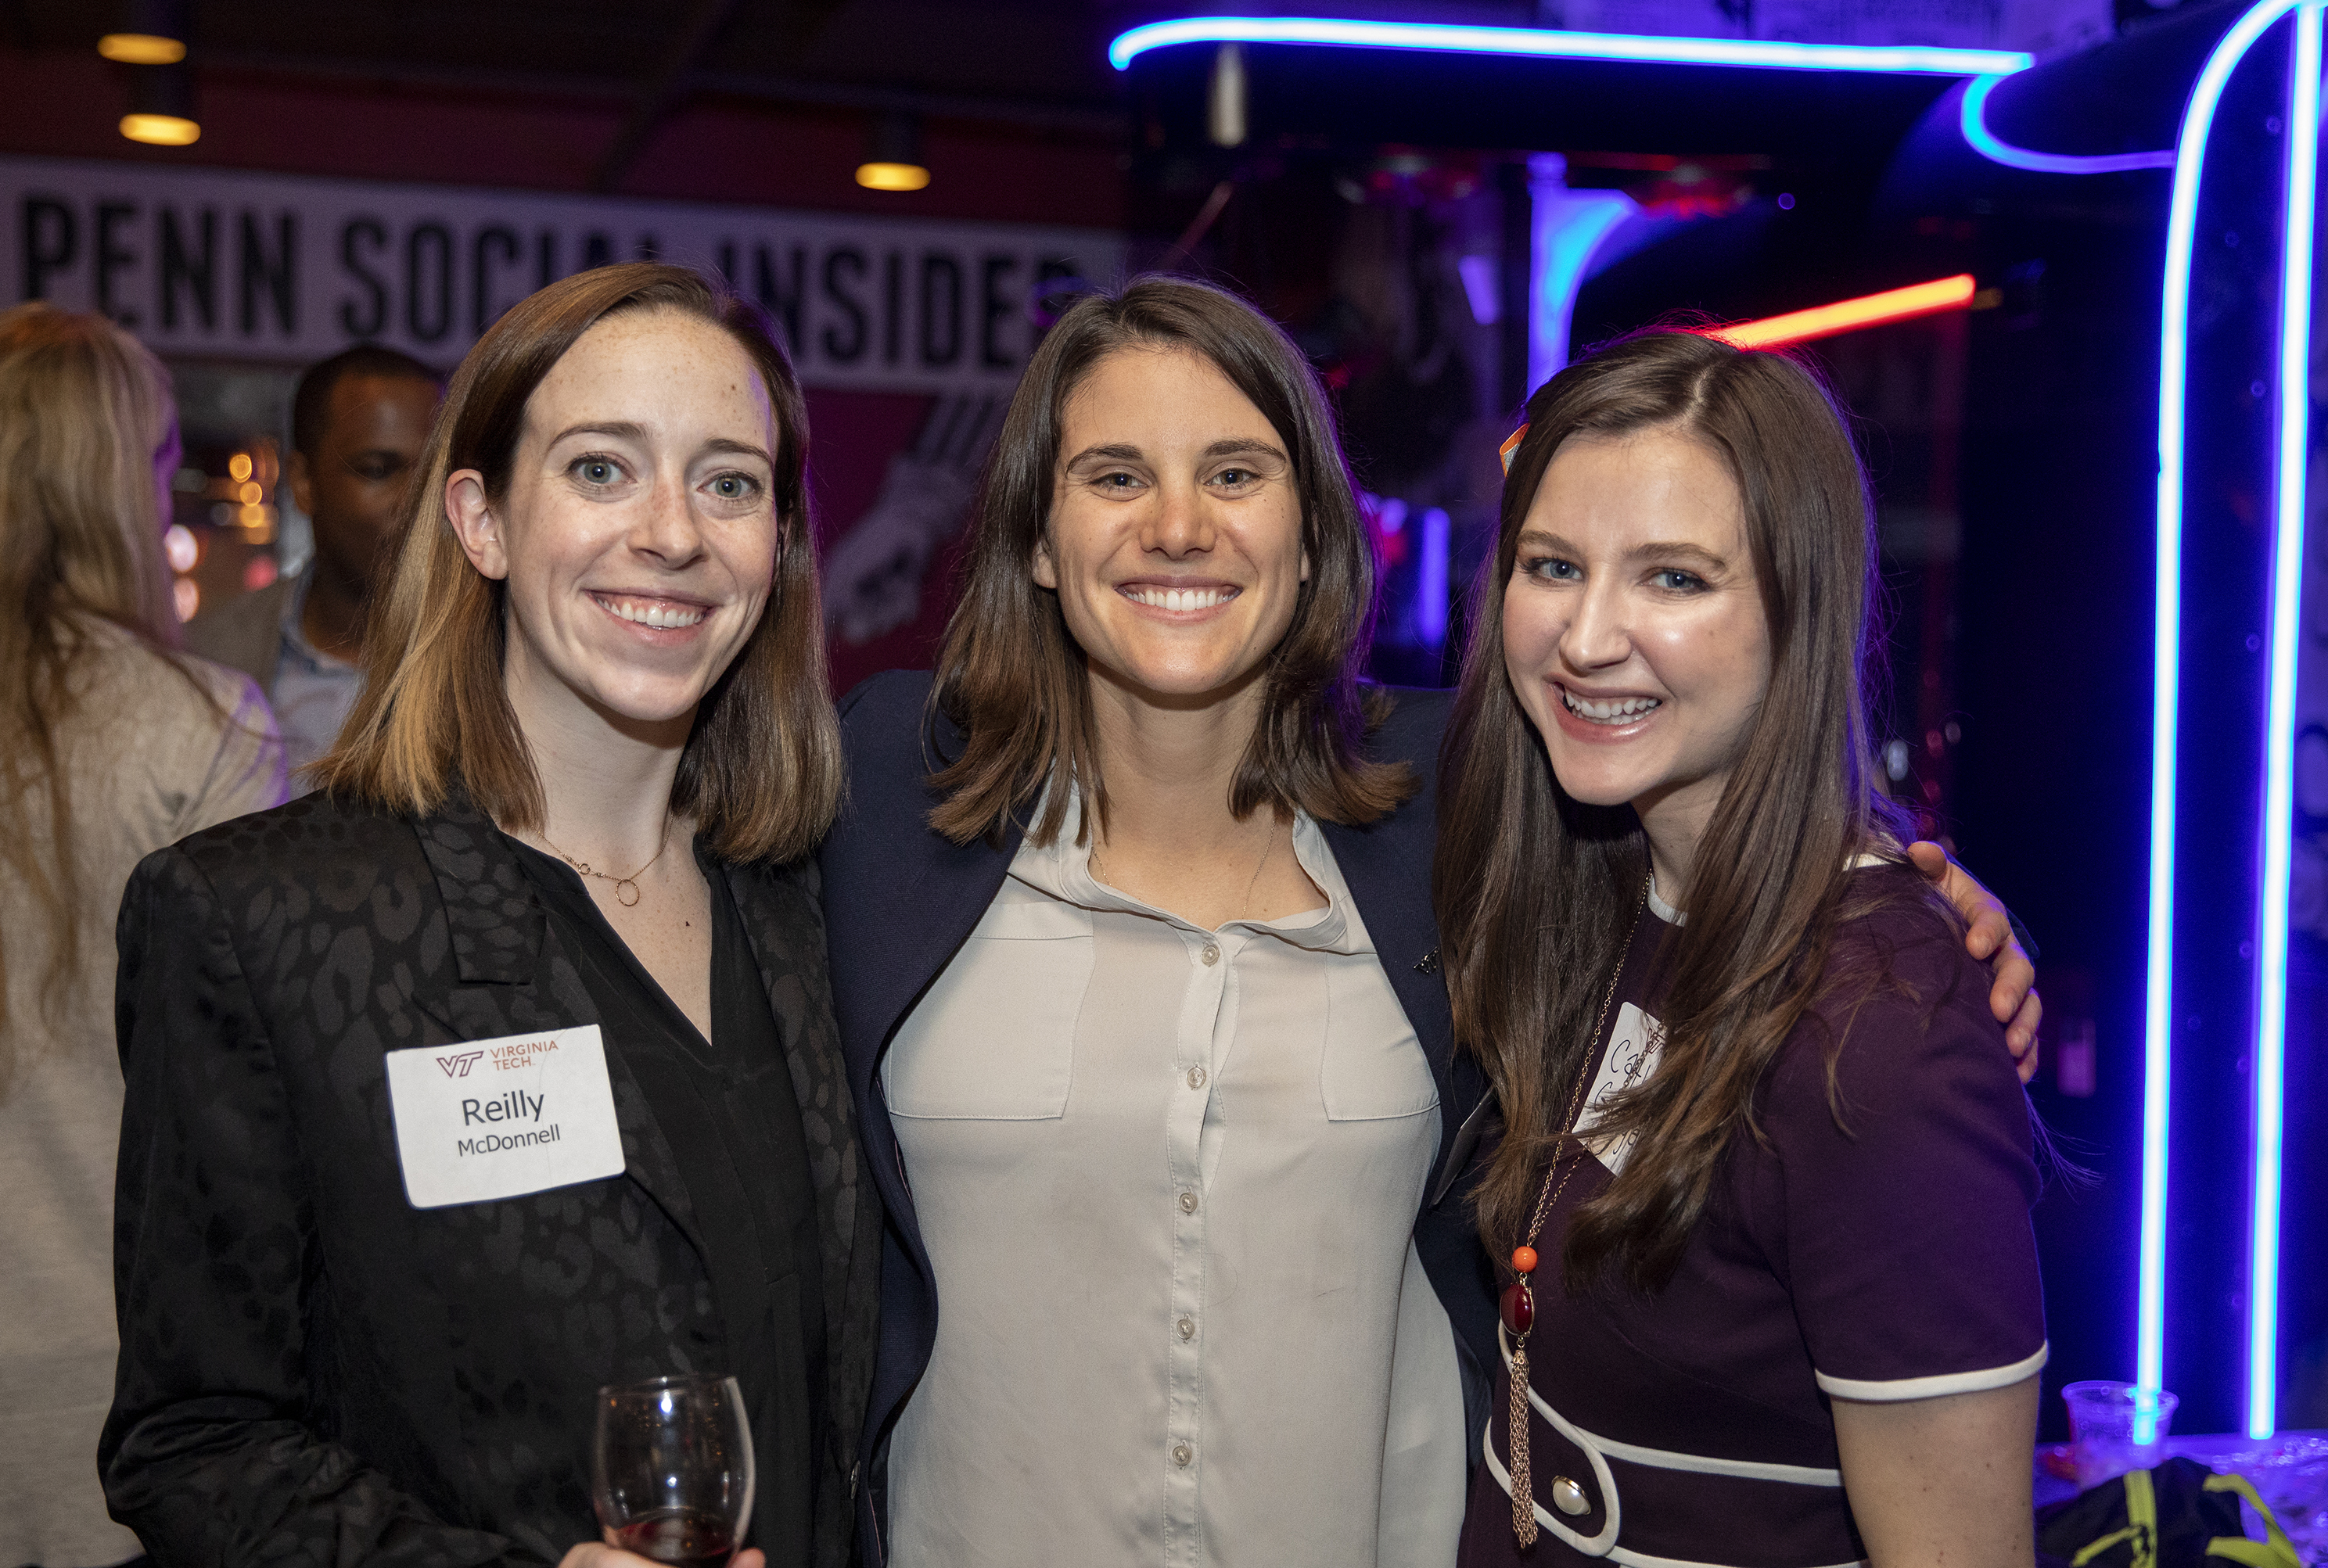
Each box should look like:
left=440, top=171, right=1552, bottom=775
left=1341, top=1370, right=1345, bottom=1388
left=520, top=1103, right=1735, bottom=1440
left=119, top=113, right=199, bottom=145
left=855, top=163, right=929, bottom=192
left=97, top=32, right=185, bottom=63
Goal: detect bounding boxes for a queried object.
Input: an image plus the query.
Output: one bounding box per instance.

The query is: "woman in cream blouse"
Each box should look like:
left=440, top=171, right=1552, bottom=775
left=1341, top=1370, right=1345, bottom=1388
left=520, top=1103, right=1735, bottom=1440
left=817, top=276, right=2039, bottom=1567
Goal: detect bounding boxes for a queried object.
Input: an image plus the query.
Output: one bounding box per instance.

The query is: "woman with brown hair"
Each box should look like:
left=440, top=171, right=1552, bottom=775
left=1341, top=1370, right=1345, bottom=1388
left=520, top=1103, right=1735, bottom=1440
left=1443, top=328, right=2045, bottom=1568
left=0, top=303, right=286, bottom=1568
left=103, top=264, right=878, bottom=1568
left=819, top=278, right=2038, bottom=1567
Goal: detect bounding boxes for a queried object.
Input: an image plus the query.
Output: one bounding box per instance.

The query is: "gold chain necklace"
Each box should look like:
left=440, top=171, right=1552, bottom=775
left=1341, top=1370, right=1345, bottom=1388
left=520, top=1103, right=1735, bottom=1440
left=1504, top=873, right=1651, bottom=1546
left=537, top=827, right=672, bottom=909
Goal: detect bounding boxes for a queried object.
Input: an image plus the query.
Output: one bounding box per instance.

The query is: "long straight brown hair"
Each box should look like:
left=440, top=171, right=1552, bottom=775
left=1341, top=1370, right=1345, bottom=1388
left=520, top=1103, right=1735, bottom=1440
left=1436, top=327, right=1931, bottom=1291
left=0, top=303, right=189, bottom=1089
left=928, top=275, right=1411, bottom=847
left=312, top=264, right=842, bottom=863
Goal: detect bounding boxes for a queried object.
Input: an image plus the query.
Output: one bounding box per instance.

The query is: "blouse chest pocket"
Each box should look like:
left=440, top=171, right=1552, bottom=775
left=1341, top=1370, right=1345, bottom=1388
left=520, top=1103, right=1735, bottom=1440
left=882, top=898, right=1093, bottom=1121
left=1320, top=961, right=1441, bottom=1122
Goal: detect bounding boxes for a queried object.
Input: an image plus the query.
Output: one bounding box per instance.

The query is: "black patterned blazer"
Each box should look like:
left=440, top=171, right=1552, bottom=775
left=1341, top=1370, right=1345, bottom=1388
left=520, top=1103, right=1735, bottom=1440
left=101, top=788, right=881, bottom=1568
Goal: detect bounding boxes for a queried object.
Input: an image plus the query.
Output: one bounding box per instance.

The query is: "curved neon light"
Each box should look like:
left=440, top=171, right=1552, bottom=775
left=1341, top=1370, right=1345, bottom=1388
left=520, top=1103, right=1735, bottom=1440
left=1960, top=73, right=2177, bottom=173
left=2146, top=0, right=2314, bottom=1434
left=1108, top=16, right=2029, bottom=76
left=2248, top=0, right=2319, bottom=1443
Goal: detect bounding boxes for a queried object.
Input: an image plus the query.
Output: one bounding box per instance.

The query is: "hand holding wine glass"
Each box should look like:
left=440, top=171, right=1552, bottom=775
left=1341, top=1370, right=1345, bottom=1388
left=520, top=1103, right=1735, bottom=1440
left=587, top=1374, right=756, bottom=1568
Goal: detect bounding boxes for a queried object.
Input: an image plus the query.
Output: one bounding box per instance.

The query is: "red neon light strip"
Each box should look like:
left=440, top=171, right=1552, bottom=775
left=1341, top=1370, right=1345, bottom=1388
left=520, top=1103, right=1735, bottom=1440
left=1716, top=273, right=1977, bottom=347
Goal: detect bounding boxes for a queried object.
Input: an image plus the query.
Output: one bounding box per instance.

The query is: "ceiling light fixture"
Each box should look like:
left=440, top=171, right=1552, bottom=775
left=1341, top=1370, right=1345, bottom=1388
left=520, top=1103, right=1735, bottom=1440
left=113, top=0, right=198, bottom=148
left=98, top=33, right=185, bottom=64
left=857, top=111, right=930, bottom=192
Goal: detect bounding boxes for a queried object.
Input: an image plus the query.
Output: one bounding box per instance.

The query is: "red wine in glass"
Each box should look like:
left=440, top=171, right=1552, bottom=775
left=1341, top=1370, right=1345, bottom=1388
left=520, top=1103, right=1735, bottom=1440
left=609, top=1508, right=738, bottom=1568
left=592, top=1374, right=754, bottom=1567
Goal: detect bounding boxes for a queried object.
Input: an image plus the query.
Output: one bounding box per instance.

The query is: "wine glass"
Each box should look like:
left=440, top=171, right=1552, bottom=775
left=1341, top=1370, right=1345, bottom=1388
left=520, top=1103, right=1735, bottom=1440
left=591, top=1373, right=756, bottom=1568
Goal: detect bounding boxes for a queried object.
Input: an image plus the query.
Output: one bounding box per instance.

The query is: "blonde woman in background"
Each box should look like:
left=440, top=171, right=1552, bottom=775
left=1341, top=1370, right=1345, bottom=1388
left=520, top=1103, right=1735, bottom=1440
left=0, top=303, right=286, bottom=1568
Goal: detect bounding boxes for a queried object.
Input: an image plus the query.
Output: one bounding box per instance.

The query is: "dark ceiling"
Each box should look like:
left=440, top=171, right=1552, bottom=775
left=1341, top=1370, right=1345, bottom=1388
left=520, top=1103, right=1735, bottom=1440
left=2, top=2, right=2164, bottom=192
left=0, top=2, right=1192, bottom=122
left=1, top=0, right=1152, bottom=181
left=0, top=2, right=1572, bottom=136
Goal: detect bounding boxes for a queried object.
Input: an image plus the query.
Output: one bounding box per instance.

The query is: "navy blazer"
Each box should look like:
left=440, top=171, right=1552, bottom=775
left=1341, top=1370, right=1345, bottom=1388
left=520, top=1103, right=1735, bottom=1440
left=818, top=670, right=1496, bottom=1564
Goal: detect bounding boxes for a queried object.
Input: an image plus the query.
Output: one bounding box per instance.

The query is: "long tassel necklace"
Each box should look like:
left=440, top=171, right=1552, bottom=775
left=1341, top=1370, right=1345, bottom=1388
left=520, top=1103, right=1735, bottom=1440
left=1503, top=875, right=1650, bottom=1547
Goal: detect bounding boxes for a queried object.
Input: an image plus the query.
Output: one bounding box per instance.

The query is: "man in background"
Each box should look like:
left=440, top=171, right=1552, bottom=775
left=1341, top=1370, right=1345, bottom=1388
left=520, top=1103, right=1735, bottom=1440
left=186, top=344, right=442, bottom=782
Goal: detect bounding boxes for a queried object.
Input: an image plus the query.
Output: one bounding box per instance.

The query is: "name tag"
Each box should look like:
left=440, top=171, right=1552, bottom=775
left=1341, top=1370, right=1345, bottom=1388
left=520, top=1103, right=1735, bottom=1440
left=1575, top=1002, right=1665, bottom=1179
left=383, top=1025, right=627, bottom=1209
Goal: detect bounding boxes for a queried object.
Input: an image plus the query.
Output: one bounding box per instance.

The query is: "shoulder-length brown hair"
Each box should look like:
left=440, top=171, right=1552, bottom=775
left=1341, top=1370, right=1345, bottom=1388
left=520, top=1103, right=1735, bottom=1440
left=928, top=274, right=1410, bottom=846
left=1435, top=326, right=1932, bottom=1291
left=0, top=303, right=192, bottom=1085
left=312, top=263, right=841, bottom=864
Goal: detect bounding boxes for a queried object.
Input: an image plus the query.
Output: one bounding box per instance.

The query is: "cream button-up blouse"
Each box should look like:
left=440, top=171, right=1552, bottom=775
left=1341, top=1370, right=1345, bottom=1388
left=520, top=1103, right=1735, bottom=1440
left=880, top=795, right=1466, bottom=1567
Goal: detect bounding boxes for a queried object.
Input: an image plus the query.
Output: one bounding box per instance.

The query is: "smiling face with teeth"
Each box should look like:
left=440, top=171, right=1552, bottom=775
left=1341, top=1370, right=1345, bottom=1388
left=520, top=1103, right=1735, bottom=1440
left=1033, top=346, right=1309, bottom=712
left=446, top=307, right=781, bottom=746
left=1502, top=426, right=1773, bottom=890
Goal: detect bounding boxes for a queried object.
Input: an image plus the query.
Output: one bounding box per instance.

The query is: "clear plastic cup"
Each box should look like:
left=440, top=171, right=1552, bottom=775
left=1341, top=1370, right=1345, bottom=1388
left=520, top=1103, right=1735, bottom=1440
left=2063, top=1381, right=2179, bottom=1487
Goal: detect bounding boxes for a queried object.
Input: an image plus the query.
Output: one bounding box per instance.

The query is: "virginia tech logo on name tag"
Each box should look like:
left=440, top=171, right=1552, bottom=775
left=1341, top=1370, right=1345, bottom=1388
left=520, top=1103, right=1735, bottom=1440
left=383, top=1025, right=626, bottom=1209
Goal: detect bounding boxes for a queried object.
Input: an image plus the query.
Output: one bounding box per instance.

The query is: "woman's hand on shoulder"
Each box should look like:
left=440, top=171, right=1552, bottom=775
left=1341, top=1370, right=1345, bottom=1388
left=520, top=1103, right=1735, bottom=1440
left=560, top=1545, right=764, bottom=1568
left=1908, top=841, right=2041, bottom=1084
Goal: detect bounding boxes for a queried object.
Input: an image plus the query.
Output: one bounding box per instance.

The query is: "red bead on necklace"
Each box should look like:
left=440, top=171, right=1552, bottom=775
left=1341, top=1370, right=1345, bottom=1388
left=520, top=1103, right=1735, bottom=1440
left=1499, top=1279, right=1534, bottom=1335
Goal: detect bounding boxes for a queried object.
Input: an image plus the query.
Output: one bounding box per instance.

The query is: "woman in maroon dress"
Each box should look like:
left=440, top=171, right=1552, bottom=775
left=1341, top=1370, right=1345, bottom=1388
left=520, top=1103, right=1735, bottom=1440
left=1440, top=328, right=2045, bottom=1568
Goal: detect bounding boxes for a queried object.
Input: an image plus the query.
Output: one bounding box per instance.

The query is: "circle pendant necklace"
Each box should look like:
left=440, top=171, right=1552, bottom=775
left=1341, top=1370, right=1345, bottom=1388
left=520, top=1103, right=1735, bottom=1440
left=538, top=828, right=671, bottom=908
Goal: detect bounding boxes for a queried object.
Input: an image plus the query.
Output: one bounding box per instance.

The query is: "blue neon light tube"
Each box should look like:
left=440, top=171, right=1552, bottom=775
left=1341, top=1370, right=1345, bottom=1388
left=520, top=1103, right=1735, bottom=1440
left=2147, top=0, right=2312, bottom=1423
left=1108, top=16, right=2030, bottom=76
left=2248, top=0, right=2320, bottom=1444
left=1959, top=73, right=2176, bottom=173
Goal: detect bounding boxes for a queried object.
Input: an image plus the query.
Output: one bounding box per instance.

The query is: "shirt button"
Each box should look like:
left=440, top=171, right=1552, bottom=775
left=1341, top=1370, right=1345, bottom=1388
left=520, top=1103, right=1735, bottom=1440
left=1200, top=942, right=1220, bottom=967
left=1178, top=1190, right=1200, bottom=1215
left=1187, top=1066, right=1206, bottom=1089
left=1177, top=1316, right=1195, bottom=1340
left=1173, top=1443, right=1193, bottom=1467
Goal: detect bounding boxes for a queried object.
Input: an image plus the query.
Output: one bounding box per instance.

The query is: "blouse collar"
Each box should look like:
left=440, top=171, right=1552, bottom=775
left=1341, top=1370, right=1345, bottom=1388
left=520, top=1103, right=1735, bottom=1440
left=1008, top=787, right=1370, bottom=956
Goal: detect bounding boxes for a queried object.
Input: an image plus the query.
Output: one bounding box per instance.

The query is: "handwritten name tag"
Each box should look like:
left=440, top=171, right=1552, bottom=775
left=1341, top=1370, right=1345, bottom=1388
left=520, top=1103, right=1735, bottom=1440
left=1574, top=1002, right=1666, bottom=1179
left=383, top=1025, right=626, bottom=1209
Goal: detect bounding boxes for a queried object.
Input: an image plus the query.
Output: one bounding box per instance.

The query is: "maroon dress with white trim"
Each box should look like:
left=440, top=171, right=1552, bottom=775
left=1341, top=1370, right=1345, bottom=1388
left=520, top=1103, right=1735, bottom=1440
left=1457, top=867, right=2047, bottom=1568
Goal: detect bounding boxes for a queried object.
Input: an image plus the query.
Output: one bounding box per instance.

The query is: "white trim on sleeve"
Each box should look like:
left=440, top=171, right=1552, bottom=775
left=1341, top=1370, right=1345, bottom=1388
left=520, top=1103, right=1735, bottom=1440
left=1815, top=1342, right=2049, bottom=1402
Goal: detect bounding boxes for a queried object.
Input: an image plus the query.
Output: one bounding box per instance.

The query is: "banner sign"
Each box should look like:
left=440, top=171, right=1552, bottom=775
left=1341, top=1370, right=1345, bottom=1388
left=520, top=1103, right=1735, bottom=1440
left=0, top=155, right=1123, bottom=390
